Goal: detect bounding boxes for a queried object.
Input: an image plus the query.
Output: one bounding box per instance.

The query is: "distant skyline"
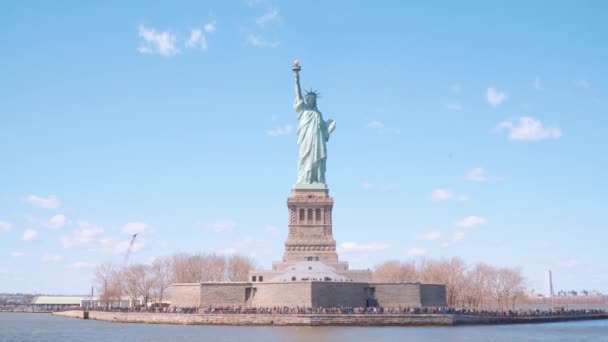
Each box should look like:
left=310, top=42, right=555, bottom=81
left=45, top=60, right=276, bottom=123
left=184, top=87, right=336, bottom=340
left=1, top=1, right=607, bottom=294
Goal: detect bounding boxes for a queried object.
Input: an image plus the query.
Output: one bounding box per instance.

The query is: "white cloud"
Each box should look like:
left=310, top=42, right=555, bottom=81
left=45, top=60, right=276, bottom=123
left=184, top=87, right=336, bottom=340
left=99, top=237, right=145, bottom=255
left=10, top=252, right=25, bottom=257
left=534, top=76, right=541, bottom=90
left=264, top=224, right=278, bottom=234
left=22, top=228, right=38, bottom=241
left=367, top=120, right=384, bottom=128
left=256, top=8, right=280, bottom=26
left=0, top=221, right=11, bottom=232
left=418, top=231, right=442, bottom=241
left=69, top=262, right=97, bottom=269
left=465, top=167, right=488, bottom=182
left=60, top=221, right=104, bottom=248
left=574, top=79, right=591, bottom=89
left=486, top=87, right=507, bottom=106
left=266, top=124, right=292, bottom=136
left=207, top=219, right=236, bottom=233
left=361, top=182, right=374, bottom=190
left=456, top=195, right=469, bottom=202
left=41, top=254, right=63, bottom=263
left=137, top=25, right=178, bottom=57
left=496, top=117, right=562, bottom=141
left=446, top=103, right=462, bottom=111
left=186, top=22, right=216, bottom=51
left=217, top=247, right=238, bottom=255
left=560, top=259, right=581, bottom=268
left=46, top=214, right=66, bottom=229
left=431, top=189, right=453, bottom=201
left=407, top=248, right=427, bottom=256
left=122, top=222, right=147, bottom=235
left=186, top=29, right=207, bottom=50
left=455, top=216, right=488, bottom=228
left=25, top=195, right=60, bottom=209
left=246, top=34, right=279, bottom=48
left=452, top=231, right=465, bottom=241
left=204, top=21, right=216, bottom=33
left=339, top=242, right=390, bottom=253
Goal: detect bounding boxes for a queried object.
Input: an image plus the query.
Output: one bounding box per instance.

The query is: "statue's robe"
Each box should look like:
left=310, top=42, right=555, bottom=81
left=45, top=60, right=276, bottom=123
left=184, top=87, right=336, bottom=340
left=294, top=98, right=334, bottom=184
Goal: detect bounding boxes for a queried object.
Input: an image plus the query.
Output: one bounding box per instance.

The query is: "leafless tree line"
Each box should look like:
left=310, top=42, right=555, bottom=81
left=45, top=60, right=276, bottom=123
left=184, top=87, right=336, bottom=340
left=373, top=257, right=525, bottom=309
left=94, top=253, right=255, bottom=307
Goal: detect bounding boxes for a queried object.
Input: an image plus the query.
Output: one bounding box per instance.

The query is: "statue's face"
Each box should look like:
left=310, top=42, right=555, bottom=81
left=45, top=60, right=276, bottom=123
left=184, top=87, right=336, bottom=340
left=305, top=94, right=317, bottom=107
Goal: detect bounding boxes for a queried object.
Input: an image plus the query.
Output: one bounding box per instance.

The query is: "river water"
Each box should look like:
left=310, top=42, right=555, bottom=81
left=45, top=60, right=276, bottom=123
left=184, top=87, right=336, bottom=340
left=1, top=312, right=607, bottom=341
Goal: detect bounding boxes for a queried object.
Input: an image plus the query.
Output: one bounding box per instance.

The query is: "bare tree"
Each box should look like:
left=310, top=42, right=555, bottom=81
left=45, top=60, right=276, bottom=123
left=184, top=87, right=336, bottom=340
left=118, top=265, right=142, bottom=307
left=226, top=255, right=255, bottom=281
left=373, top=260, right=420, bottom=283
left=421, top=257, right=466, bottom=307
left=151, top=256, right=173, bottom=307
left=94, top=263, right=121, bottom=307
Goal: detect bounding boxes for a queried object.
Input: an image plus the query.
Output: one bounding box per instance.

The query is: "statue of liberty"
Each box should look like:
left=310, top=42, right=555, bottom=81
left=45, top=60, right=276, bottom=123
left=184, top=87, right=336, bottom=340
left=292, top=60, right=336, bottom=185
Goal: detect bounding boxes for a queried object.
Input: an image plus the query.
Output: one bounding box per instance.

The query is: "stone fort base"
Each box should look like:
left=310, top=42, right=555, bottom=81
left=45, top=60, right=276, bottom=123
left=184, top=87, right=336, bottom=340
left=171, top=281, right=446, bottom=309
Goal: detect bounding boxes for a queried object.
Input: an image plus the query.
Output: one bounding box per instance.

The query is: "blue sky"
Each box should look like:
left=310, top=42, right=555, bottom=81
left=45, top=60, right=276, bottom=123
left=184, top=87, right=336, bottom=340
left=1, top=0, right=607, bottom=295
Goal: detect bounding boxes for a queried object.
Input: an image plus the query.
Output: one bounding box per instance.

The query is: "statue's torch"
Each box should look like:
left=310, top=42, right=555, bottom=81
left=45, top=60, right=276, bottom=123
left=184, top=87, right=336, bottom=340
left=292, top=59, right=301, bottom=73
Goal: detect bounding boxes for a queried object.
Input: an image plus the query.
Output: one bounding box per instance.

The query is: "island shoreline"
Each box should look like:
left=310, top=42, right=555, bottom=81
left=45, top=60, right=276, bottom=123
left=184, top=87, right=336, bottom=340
left=52, top=310, right=608, bottom=327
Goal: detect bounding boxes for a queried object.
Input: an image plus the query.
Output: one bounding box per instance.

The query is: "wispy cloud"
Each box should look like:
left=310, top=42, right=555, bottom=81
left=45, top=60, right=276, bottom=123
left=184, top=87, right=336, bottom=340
left=0, top=221, right=11, bottom=232
left=574, top=79, right=591, bottom=89
left=431, top=189, right=452, bottom=201
left=407, top=248, right=427, bottom=256
left=417, top=231, right=442, bottom=241
left=137, top=25, right=179, bottom=57
left=465, top=167, right=488, bottom=182
left=256, top=8, right=280, bottom=26
left=60, top=221, right=104, bottom=248
left=68, top=262, right=97, bottom=269
left=25, top=195, right=60, bottom=209
left=186, top=21, right=216, bottom=51
left=361, top=182, right=374, bottom=190
left=206, top=219, right=236, bottom=233
left=367, top=120, right=384, bottom=129
left=446, top=103, right=462, bottom=111
left=22, top=228, right=38, bottom=241
left=452, top=231, right=465, bottom=241
left=266, top=124, right=292, bottom=136
left=455, top=216, right=488, bottom=228
left=264, top=224, right=278, bottom=234
left=41, top=254, right=63, bottom=263
left=216, top=247, right=238, bottom=255
left=560, top=259, right=581, bottom=268
left=45, top=214, right=66, bottom=230
left=339, top=242, right=390, bottom=253
left=497, top=117, right=561, bottom=141
left=122, top=222, right=147, bottom=235
left=534, top=76, right=542, bottom=90
left=204, top=21, right=216, bottom=33
left=432, top=189, right=468, bottom=202
left=486, top=87, right=507, bottom=106
left=10, top=252, right=25, bottom=257
left=246, top=34, right=279, bottom=48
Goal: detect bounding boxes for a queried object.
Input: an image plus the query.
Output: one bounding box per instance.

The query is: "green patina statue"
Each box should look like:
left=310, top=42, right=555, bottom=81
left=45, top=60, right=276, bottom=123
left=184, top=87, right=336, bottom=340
left=292, top=60, right=336, bottom=186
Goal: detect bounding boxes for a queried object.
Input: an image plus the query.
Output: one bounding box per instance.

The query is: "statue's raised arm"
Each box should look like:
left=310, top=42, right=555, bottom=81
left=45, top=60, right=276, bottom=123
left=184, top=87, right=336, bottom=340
left=293, top=60, right=303, bottom=102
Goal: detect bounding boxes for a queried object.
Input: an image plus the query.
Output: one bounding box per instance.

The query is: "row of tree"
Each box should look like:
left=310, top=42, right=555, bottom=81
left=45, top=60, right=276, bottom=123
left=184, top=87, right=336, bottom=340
left=94, top=253, right=255, bottom=307
left=373, top=257, right=525, bottom=309
left=95, top=254, right=525, bottom=310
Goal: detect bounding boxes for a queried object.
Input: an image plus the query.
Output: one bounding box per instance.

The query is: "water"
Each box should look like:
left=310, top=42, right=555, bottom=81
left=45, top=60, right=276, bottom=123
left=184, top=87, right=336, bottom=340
left=1, top=312, right=608, bottom=342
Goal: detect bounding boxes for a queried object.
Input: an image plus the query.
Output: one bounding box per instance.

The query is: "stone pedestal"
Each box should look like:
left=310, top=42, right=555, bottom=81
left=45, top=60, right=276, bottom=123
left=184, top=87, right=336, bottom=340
left=283, top=185, right=338, bottom=262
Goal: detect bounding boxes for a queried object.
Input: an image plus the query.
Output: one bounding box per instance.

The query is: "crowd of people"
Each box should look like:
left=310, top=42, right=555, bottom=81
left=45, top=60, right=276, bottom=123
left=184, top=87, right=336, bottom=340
left=88, top=305, right=606, bottom=318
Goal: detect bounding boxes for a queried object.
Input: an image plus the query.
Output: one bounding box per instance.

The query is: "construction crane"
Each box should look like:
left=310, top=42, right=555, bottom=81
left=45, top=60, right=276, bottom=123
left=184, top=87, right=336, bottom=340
left=123, top=233, right=138, bottom=266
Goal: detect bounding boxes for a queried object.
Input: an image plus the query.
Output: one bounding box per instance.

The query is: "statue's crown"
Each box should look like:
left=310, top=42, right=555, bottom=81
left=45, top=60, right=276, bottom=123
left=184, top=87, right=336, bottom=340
left=305, top=89, right=320, bottom=98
